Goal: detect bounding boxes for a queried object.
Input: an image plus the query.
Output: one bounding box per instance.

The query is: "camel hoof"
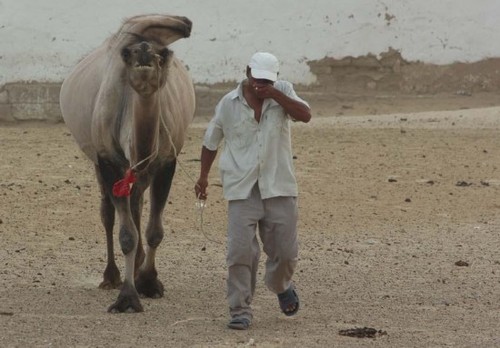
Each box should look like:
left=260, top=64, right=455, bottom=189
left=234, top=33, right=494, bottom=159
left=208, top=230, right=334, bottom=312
left=135, top=271, right=164, bottom=298
left=99, top=279, right=123, bottom=290
left=100, top=264, right=122, bottom=289
left=107, top=282, right=143, bottom=313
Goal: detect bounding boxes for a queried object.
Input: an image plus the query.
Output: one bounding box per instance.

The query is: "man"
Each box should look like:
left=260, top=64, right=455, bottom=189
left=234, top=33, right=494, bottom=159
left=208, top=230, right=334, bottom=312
left=195, top=52, right=311, bottom=330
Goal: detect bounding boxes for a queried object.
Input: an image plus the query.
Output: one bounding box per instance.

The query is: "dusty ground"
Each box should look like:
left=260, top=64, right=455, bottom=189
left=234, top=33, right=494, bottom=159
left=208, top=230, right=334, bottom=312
left=1, top=94, right=500, bottom=347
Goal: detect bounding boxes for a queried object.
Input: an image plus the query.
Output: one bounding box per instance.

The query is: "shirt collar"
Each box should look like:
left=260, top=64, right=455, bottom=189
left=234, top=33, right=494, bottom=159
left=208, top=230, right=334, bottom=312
left=227, top=80, right=249, bottom=107
left=231, top=80, right=245, bottom=101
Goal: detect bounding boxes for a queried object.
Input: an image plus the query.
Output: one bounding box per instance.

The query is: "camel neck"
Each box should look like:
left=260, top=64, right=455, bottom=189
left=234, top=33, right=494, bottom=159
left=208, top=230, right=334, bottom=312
left=131, top=93, right=160, bottom=172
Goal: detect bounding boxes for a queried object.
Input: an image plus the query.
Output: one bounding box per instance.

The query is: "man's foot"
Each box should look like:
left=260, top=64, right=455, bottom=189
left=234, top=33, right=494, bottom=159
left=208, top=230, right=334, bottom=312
left=227, top=317, right=251, bottom=330
left=278, top=285, right=300, bottom=316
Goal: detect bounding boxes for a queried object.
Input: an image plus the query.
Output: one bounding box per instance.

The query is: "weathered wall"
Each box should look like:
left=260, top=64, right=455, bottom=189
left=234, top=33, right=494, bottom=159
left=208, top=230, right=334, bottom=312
left=308, top=50, right=500, bottom=94
left=1, top=0, right=500, bottom=121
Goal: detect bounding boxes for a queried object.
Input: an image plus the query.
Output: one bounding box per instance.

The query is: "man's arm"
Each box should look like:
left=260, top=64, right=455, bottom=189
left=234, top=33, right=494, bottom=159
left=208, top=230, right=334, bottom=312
left=271, top=90, right=311, bottom=123
left=195, top=146, right=218, bottom=200
left=255, top=85, right=312, bottom=123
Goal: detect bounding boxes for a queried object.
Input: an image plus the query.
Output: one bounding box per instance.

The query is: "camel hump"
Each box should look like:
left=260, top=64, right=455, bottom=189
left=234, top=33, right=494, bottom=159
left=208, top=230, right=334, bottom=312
left=116, top=14, right=192, bottom=47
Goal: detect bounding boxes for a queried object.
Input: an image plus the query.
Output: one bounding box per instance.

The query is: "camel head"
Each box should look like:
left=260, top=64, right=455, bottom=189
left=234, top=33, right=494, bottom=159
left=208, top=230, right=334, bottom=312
left=115, top=14, right=192, bottom=96
left=121, top=40, right=172, bottom=96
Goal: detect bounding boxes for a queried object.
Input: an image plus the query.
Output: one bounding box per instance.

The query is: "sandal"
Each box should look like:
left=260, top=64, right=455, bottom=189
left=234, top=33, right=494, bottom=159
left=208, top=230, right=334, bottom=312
left=227, top=317, right=251, bottom=330
left=278, top=285, right=300, bottom=316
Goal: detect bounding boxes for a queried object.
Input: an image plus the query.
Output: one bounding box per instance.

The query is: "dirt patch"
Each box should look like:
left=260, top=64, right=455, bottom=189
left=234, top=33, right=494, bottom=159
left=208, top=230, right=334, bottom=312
left=1, top=100, right=500, bottom=346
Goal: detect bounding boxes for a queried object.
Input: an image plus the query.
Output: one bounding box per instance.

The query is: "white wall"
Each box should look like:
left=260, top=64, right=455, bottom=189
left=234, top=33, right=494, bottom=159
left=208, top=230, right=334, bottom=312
left=1, top=0, right=500, bottom=86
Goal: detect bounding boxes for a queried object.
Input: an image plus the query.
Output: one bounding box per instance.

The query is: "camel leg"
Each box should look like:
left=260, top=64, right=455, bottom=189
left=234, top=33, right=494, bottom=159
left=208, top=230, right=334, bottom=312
left=136, top=159, right=176, bottom=298
left=130, top=184, right=147, bottom=274
left=97, top=157, right=143, bottom=313
left=95, top=165, right=122, bottom=289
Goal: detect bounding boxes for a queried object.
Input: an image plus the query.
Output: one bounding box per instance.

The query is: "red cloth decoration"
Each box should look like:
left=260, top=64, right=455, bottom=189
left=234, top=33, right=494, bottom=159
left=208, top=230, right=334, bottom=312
left=112, top=169, right=137, bottom=197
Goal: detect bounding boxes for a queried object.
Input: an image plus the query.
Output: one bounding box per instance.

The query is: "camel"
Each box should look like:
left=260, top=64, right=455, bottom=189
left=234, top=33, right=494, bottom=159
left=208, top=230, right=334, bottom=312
left=59, top=14, right=196, bottom=313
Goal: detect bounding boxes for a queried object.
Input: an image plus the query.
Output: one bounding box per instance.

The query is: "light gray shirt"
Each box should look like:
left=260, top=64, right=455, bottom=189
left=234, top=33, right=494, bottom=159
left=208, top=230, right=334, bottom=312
left=202, top=80, right=309, bottom=200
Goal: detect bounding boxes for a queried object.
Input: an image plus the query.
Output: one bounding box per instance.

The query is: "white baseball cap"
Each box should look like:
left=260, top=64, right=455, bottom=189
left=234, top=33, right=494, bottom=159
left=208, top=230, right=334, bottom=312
left=248, top=52, right=279, bottom=82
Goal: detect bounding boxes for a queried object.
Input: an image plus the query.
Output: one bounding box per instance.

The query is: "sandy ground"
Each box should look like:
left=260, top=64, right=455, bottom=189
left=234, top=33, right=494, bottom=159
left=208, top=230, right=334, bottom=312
left=1, top=96, right=500, bottom=347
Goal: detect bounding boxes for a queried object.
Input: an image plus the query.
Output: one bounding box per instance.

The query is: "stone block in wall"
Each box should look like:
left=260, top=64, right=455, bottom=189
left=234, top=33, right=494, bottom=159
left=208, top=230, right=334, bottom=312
left=351, top=54, right=381, bottom=68
left=0, top=89, right=8, bottom=104
left=0, top=88, right=14, bottom=122
left=7, top=82, right=61, bottom=104
left=11, top=102, right=62, bottom=122
left=194, top=84, right=231, bottom=117
left=2, top=82, right=63, bottom=122
left=0, top=104, right=15, bottom=122
left=329, top=57, right=353, bottom=67
left=311, top=65, right=332, bottom=75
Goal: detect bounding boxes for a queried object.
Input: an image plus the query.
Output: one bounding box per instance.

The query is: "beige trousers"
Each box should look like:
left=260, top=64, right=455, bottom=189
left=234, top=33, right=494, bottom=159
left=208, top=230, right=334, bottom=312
left=226, top=184, right=298, bottom=320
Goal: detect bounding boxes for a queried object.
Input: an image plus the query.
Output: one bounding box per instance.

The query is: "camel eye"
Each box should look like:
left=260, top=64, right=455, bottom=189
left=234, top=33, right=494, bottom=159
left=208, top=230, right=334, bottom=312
left=121, top=48, right=131, bottom=63
left=158, top=48, right=170, bottom=65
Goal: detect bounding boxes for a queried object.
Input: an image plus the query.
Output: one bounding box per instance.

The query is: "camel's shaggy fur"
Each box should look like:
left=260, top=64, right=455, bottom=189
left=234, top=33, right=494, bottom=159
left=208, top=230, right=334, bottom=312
left=60, top=14, right=195, bottom=312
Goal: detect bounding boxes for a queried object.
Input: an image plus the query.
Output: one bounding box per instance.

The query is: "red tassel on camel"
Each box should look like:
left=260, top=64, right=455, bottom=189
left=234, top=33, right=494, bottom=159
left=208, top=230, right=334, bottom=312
left=112, top=168, right=137, bottom=197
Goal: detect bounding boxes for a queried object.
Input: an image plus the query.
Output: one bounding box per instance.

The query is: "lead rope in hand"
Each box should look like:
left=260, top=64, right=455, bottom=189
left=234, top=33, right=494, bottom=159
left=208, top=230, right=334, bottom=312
left=113, top=56, right=222, bottom=245
left=161, top=119, right=222, bottom=246
left=154, top=57, right=222, bottom=245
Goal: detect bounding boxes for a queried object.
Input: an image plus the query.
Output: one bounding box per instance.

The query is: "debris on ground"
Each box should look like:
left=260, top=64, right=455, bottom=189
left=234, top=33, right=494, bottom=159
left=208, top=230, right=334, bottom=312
left=338, top=327, right=388, bottom=338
